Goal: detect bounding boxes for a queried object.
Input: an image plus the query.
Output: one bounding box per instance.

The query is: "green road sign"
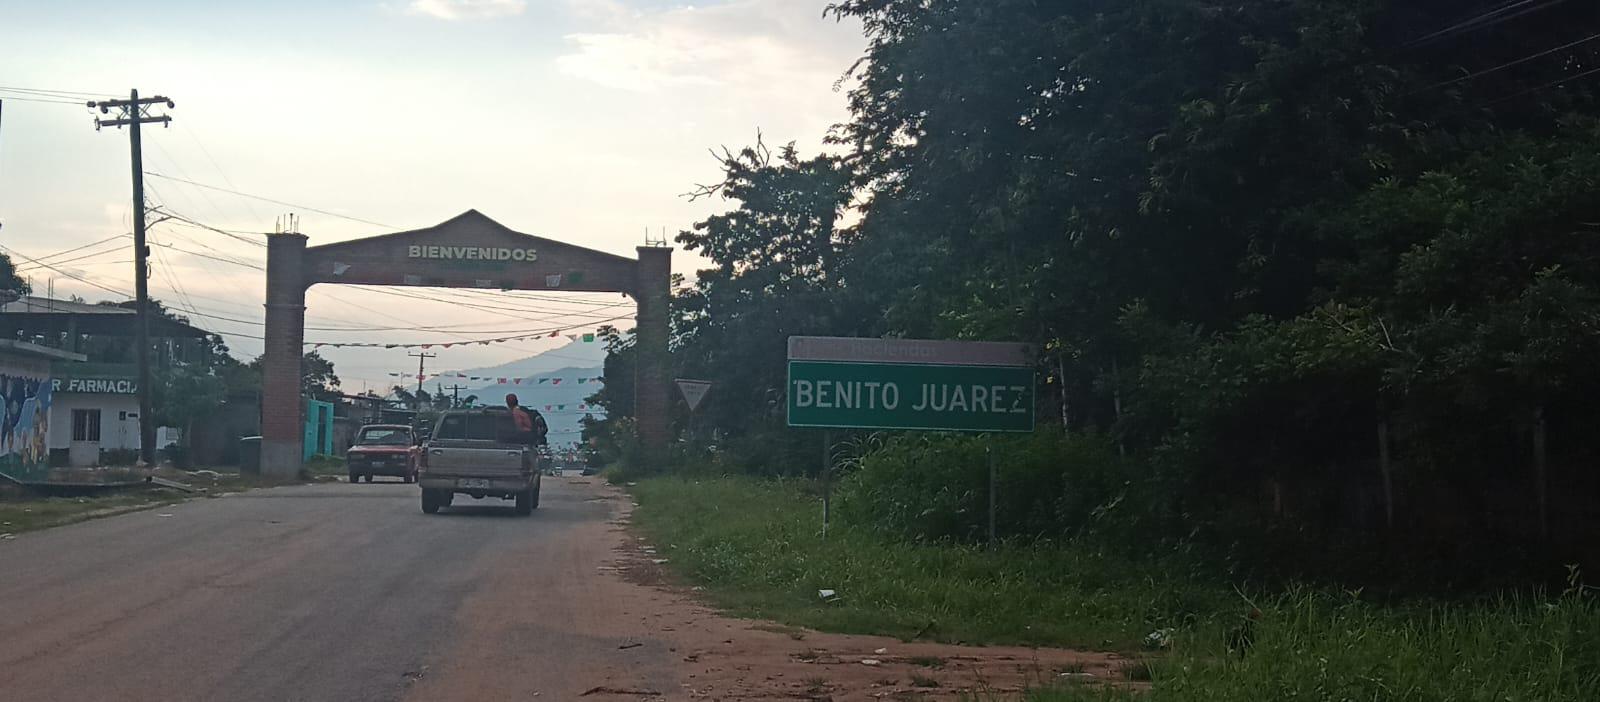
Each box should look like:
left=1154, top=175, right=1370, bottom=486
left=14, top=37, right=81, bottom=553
left=786, top=337, right=1035, bottom=432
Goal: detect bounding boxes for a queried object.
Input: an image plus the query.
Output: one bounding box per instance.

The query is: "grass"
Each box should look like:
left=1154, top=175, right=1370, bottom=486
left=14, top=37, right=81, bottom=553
left=0, top=469, right=304, bottom=536
left=630, top=476, right=1600, bottom=701
left=303, top=454, right=348, bottom=477
left=0, top=491, right=186, bottom=534
left=630, top=476, right=1235, bottom=650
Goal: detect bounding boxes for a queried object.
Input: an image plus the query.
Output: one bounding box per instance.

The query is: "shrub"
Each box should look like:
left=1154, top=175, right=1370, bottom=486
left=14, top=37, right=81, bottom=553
left=835, top=432, right=1164, bottom=544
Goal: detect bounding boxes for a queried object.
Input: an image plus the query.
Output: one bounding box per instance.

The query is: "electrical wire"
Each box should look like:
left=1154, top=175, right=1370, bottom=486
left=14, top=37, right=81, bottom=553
left=15, top=246, right=130, bottom=273
left=1405, top=0, right=1569, bottom=48
left=0, top=243, right=132, bottom=298
left=1426, top=30, right=1600, bottom=90
left=178, top=121, right=267, bottom=223
left=152, top=207, right=268, bottom=248
left=16, top=233, right=131, bottom=263
left=1487, top=63, right=1600, bottom=105
left=143, top=171, right=401, bottom=230
left=0, top=95, right=88, bottom=106
left=0, top=85, right=120, bottom=98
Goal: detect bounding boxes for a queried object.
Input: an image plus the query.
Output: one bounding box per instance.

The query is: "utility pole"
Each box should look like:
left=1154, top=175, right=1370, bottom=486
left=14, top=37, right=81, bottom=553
left=408, top=352, right=436, bottom=411
left=444, top=384, right=468, bottom=408
left=90, top=90, right=173, bottom=466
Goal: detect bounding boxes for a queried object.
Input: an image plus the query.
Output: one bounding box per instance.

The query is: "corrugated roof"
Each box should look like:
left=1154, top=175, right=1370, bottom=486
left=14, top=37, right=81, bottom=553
left=0, top=295, right=135, bottom=315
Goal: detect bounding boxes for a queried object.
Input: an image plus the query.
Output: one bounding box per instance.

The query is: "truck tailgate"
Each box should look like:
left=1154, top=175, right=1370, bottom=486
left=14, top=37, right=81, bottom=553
left=425, top=443, right=527, bottom=477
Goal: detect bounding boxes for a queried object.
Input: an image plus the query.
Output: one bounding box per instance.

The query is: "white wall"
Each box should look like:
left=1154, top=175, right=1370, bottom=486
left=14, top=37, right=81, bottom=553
left=48, top=393, right=141, bottom=451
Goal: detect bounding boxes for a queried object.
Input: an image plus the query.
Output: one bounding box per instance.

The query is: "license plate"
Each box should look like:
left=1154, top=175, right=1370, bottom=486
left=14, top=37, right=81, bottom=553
left=458, top=478, right=491, bottom=489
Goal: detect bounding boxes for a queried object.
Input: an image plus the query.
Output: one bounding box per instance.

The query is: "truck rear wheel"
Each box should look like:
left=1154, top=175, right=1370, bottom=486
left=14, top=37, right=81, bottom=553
left=514, top=489, right=534, bottom=516
left=421, top=489, right=442, bottom=514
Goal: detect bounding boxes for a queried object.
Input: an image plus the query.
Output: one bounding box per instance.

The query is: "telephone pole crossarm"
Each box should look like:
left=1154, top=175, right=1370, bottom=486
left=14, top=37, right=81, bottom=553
left=89, top=95, right=175, bottom=131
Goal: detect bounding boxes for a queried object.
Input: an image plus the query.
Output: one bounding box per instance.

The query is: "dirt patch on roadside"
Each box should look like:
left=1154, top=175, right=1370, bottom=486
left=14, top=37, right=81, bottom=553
left=409, top=481, right=1130, bottom=701
left=607, top=493, right=1133, bottom=701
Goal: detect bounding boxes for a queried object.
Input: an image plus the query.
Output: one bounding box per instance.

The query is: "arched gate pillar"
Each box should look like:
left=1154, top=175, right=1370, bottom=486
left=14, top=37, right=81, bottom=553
left=260, top=232, right=308, bottom=478
left=633, top=246, right=671, bottom=471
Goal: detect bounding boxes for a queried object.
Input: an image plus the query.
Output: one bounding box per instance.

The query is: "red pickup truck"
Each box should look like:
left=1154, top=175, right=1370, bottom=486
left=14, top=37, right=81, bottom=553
left=346, top=424, right=420, bottom=483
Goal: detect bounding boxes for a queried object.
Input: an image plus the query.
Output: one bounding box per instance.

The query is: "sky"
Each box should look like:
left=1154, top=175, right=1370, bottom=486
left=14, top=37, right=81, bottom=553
left=0, top=0, right=865, bottom=393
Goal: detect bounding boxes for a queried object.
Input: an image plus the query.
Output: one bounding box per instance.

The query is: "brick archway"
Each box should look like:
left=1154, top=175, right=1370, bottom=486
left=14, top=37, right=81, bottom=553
left=259, top=210, right=669, bottom=478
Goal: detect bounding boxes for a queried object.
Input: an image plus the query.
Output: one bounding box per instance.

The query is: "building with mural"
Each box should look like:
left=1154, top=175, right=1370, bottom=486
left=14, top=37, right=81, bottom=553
left=2, top=296, right=210, bottom=468
left=0, top=339, right=86, bottom=483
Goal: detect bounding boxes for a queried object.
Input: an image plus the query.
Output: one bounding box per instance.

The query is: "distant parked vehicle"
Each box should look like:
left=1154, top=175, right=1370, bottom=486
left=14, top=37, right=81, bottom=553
left=346, top=424, right=419, bottom=483
left=417, top=408, right=543, bottom=515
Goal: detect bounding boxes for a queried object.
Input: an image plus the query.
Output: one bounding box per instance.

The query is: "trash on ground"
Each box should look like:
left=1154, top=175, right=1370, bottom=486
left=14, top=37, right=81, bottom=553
left=1143, top=627, right=1176, bottom=650
left=581, top=686, right=659, bottom=696
left=860, top=659, right=881, bottom=666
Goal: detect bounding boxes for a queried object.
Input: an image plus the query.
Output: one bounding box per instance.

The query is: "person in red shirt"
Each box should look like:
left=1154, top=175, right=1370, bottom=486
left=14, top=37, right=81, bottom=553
left=506, top=393, right=533, bottom=436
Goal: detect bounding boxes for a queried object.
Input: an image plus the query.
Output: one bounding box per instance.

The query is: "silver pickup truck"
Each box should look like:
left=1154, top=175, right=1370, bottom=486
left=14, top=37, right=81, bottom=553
left=417, top=408, right=542, bottom=515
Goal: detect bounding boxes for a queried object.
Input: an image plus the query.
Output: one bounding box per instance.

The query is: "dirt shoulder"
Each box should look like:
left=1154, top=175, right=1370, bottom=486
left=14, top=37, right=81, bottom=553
left=608, top=490, right=1133, bottom=700
left=411, top=480, right=1130, bottom=701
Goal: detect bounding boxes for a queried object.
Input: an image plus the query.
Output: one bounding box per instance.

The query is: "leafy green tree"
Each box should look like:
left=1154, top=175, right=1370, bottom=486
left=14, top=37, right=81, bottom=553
left=589, top=0, right=1600, bottom=563
left=0, top=252, right=26, bottom=299
left=247, top=351, right=340, bottom=401
left=672, top=139, right=856, bottom=452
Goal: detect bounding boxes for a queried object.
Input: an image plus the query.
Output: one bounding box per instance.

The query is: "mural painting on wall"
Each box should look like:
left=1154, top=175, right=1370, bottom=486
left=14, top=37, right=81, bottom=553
left=1, top=361, right=53, bottom=483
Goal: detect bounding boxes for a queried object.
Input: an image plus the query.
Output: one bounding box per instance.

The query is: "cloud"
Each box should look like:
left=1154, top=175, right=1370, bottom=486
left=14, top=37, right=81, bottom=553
left=407, top=0, right=527, bottom=20
left=556, top=0, right=862, bottom=94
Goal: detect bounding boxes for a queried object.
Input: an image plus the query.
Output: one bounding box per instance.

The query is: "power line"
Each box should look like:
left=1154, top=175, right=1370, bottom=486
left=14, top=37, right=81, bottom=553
left=150, top=239, right=201, bottom=323
left=152, top=238, right=265, bottom=270
left=19, top=233, right=131, bottom=263
left=143, top=171, right=401, bottom=230
left=153, top=207, right=268, bottom=248
left=1488, top=63, right=1600, bottom=105
left=0, top=85, right=120, bottom=98
left=0, top=94, right=88, bottom=106
left=1406, top=0, right=1569, bottom=48
left=0, top=243, right=132, bottom=298
left=178, top=120, right=267, bottom=223
left=1426, top=30, right=1600, bottom=91
left=15, top=246, right=130, bottom=273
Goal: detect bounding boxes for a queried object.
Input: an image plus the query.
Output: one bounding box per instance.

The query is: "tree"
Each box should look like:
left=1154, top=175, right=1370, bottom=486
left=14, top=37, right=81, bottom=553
left=301, top=352, right=341, bottom=400
left=852, top=0, right=1600, bottom=562
left=248, top=351, right=340, bottom=401
left=582, top=0, right=1600, bottom=561
left=672, top=139, right=856, bottom=445
left=0, top=252, right=25, bottom=300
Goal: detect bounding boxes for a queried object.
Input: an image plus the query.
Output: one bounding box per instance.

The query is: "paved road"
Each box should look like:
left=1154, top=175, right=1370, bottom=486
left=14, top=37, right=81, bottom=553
left=0, top=479, right=676, bottom=701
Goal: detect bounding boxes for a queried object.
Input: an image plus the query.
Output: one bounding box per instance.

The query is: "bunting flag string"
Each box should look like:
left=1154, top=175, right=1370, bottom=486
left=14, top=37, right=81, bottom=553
left=383, top=373, right=606, bottom=385
left=298, top=314, right=626, bottom=349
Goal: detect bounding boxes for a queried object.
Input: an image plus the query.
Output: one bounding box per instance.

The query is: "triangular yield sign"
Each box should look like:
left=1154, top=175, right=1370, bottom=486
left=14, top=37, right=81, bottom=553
left=675, top=379, right=713, bottom=412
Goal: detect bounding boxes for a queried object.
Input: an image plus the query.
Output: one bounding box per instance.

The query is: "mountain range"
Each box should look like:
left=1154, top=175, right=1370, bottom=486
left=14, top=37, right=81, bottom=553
left=423, top=340, right=609, bottom=447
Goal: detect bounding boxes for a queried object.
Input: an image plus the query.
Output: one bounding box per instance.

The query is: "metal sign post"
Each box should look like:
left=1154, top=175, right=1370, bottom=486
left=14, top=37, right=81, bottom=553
left=822, top=430, right=832, bottom=539
left=987, top=445, right=997, bottom=546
